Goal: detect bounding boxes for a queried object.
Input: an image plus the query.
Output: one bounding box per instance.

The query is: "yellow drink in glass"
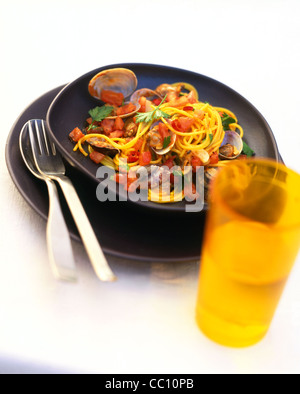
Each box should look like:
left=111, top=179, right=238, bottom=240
left=196, top=159, right=300, bottom=347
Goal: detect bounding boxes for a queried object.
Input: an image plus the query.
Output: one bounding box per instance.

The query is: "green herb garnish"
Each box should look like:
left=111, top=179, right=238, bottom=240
left=221, top=113, right=236, bottom=131
left=88, top=105, right=114, bottom=122
left=87, top=124, right=100, bottom=132
left=242, top=141, right=255, bottom=157
left=173, top=169, right=183, bottom=177
left=163, top=136, right=171, bottom=149
left=87, top=105, right=114, bottom=131
left=135, top=95, right=170, bottom=124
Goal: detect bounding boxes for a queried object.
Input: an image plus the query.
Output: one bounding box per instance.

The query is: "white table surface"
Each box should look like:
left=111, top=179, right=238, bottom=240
left=1, top=0, right=300, bottom=374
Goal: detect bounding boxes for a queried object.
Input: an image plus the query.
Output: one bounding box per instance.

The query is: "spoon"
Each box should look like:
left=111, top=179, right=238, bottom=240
left=19, top=121, right=77, bottom=282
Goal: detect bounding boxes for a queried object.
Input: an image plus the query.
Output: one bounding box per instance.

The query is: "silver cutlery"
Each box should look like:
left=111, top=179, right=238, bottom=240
left=28, top=119, right=116, bottom=282
left=19, top=121, right=77, bottom=282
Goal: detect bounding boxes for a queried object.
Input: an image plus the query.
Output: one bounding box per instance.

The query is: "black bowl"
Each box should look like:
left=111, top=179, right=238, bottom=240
left=46, top=63, right=280, bottom=213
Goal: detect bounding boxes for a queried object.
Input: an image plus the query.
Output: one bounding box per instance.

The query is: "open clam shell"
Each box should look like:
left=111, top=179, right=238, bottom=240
left=88, top=68, right=138, bottom=100
left=149, top=121, right=177, bottom=156
left=130, top=88, right=163, bottom=113
left=130, top=88, right=163, bottom=104
left=219, top=130, right=243, bottom=160
left=154, top=133, right=176, bottom=156
left=88, top=68, right=140, bottom=119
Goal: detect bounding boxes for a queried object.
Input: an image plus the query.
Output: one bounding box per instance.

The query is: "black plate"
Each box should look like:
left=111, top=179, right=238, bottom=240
left=5, top=86, right=206, bottom=262
left=46, top=63, right=280, bottom=213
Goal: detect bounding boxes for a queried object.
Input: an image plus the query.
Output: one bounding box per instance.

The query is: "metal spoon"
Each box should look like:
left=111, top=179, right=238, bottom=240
left=19, top=121, right=77, bottom=282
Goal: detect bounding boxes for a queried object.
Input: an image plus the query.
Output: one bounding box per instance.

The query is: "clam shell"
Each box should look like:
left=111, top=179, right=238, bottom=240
left=88, top=68, right=140, bottom=120
left=130, top=88, right=162, bottom=104
left=219, top=130, right=243, bottom=160
left=154, top=132, right=176, bottom=156
left=149, top=121, right=177, bottom=156
left=88, top=68, right=138, bottom=100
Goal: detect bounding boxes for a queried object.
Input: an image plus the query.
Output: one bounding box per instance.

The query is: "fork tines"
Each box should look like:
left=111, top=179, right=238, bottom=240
left=28, top=119, right=56, bottom=157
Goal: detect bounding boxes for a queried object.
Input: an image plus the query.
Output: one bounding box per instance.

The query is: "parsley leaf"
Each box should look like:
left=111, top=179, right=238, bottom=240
left=242, top=141, right=255, bottom=157
left=87, top=123, right=100, bottom=132
left=135, top=108, right=170, bottom=124
left=135, top=95, right=170, bottom=124
left=163, top=136, right=171, bottom=149
left=88, top=105, right=114, bottom=122
left=173, top=169, right=183, bottom=177
left=155, top=109, right=171, bottom=120
left=221, top=113, right=236, bottom=131
left=135, top=111, right=154, bottom=124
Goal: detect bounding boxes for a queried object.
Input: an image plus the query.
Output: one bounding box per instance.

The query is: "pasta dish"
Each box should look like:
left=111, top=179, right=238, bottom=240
left=68, top=68, right=253, bottom=203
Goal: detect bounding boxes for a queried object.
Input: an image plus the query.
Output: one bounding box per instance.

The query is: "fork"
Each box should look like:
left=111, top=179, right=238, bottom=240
left=28, top=119, right=117, bottom=282
left=20, top=121, right=77, bottom=282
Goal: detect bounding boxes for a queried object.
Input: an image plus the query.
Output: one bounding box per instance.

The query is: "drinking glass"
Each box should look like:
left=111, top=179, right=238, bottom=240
left=196, top=159, right=300, bottom=347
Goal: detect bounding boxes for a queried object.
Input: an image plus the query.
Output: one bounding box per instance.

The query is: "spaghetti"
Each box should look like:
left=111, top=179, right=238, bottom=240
left=69, top=80, right=249, bottom=203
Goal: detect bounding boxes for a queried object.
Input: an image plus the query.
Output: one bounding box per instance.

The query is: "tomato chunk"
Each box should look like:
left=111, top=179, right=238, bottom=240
left=139, top=151, right=152, bottom=166
left=101, top=118, right=115, bottom=135
left=209, top=151, right=219, bottom=164
left=134, top=138, right=144, bottom=151
left=158, top=122, right=170, bottom=141
left=191, top=155, right=203, bottom=172
left=114, top=116, right=124, bottom=131
left=69, top=127, right=84, bottom=142
left=183, top=106, right=194, bottom=111
left=172, top=117, right=194, bottom=132
left=116, top=103, right=136, bottom=116
left=127, top=150, right=139, bottom=163
left=152, top=98, right=162, bottom=106
left=139, top=96, right=147, bottom=113
left=89, top=150, right=105, bottom=164
left=100, top=90, right=124, bottom=107
left=109, top=130, right=124, bottom=138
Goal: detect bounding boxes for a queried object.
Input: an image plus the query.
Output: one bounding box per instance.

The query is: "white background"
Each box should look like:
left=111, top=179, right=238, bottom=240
left=1, top=0, right=300, bottom=374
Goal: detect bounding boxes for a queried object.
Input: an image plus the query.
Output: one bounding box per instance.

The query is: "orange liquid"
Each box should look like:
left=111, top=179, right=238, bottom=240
left=196, top=220, right=296, bottom=347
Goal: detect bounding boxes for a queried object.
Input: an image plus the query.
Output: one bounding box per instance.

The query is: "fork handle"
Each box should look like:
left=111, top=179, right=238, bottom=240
left=45, top=178, right=77, bottom=282
left=54, top=175, right=117, bottom=282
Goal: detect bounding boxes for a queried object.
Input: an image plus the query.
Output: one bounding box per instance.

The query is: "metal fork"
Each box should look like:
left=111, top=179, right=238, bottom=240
left=28, top=119, right=116, bottom=282
left=20, top=121, right=77, bottom=282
